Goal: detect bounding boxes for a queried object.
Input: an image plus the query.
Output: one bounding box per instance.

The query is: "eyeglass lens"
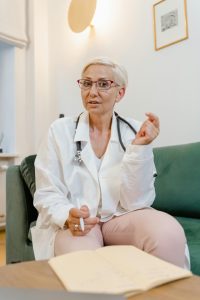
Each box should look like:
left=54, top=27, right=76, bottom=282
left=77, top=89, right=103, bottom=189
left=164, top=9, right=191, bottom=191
left=78, top=79, right=114, bottom=90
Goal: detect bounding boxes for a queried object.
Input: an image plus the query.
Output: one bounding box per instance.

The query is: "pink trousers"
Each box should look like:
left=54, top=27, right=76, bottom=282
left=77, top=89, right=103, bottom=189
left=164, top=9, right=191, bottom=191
left=54, top=208, right=187, bottom=268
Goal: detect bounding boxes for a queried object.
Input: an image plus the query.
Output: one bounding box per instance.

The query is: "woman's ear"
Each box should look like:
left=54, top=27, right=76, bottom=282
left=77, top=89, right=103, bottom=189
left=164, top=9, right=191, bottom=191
left=115, top=87, right=126, bottom=103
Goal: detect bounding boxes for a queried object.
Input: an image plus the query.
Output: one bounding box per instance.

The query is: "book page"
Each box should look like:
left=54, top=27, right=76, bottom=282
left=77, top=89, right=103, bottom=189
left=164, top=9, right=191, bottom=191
left=49, top=245, right=192, bottom=296
left=49, top=250, right=142, bottom=295
left=96, top=246, right=192, bottom=291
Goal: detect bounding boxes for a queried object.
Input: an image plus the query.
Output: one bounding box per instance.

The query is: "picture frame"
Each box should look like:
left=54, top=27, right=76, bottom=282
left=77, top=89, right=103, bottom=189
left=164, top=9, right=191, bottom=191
left=153, top=0, right=188, bottom=51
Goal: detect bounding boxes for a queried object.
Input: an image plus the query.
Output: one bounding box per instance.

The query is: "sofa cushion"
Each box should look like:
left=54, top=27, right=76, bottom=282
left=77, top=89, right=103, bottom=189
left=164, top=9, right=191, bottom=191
left=20, top=155, right=38, bottom=232
left=28, top=221, right=36, bottom=243
left=176, top=216, right=200, bottom=275
left=20, top=155, right=36, bottom=197
left=152, top=142, right=200, bottom=218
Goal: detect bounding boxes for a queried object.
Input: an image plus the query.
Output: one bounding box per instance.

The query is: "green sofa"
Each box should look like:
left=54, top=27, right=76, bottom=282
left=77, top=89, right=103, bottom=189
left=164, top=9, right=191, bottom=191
left=6, top=142, right=200, bottom=275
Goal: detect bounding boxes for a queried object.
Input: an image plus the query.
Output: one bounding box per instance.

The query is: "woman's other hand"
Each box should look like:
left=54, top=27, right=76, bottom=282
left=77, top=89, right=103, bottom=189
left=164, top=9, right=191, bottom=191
left=132, top=112, right=160, bottom=145
left=66, top=205, right=100, bottom=236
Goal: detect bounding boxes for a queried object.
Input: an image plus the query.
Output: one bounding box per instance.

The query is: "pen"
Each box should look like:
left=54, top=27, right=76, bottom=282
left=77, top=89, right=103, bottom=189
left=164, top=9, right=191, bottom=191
left=77, top=198, right=85, bottom=231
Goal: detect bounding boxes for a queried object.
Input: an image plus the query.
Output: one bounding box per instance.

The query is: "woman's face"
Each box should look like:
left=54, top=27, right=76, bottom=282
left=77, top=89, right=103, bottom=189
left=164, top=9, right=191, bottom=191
left=80, top=64, right=125, bottom=116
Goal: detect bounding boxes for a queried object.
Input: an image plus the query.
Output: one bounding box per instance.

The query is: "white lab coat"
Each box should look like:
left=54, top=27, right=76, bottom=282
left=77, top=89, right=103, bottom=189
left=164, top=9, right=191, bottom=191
left=31, top=112, right=156, bottom=260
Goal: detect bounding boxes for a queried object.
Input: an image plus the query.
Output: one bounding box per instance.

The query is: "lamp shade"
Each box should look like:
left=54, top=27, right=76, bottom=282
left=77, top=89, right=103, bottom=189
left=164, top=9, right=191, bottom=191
left=68, top=0, right=97, bottom=33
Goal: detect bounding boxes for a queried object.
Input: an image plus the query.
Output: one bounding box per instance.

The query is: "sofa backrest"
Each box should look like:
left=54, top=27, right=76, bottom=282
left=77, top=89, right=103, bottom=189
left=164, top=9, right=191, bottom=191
left=152, top=142, right=200, bottom=218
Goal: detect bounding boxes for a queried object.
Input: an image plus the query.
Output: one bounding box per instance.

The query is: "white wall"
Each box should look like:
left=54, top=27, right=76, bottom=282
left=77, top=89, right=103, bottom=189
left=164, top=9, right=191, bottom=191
left=0, top=42, right=15, bottom=152
left=44, top=0, right=200, bottom=147
left=3, top=0, right=198, bottom=156
left=27, top=0, right=52, bottom=151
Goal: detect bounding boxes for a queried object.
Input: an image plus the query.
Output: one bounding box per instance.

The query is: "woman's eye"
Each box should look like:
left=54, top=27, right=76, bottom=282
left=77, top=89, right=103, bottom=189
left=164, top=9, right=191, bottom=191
left=98, top=81, right=109, bottom=88
left=83, top=80, right=92, bottom=87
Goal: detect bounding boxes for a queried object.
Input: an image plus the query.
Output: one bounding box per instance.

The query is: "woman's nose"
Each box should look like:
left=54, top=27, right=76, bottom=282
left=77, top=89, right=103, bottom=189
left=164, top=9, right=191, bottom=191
left=89, top=82, right=98, bottom=94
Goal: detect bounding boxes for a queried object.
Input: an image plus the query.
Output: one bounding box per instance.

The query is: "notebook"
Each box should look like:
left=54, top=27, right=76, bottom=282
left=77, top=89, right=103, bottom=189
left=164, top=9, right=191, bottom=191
left=49, top=245, right=192, bottom=297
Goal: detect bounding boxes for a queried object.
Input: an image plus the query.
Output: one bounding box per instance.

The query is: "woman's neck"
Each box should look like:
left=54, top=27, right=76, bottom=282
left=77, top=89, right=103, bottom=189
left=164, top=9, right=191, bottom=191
left=89, top=112, right=112, bottom=158
left=89, top=112, right=112, bottom=133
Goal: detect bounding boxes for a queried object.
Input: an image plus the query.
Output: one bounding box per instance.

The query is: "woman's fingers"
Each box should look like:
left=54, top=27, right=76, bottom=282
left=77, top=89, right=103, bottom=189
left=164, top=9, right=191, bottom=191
left=69, top=221, right=98, bottom=236
left=133, top=113, right=160, bottom=145
left=69, top=215, right=99, bottom=226
left=69, top=207, right=89, bottom=219
left=67, top=207, right=99, bottom=236
left=145, top=112, right=160, bottom=129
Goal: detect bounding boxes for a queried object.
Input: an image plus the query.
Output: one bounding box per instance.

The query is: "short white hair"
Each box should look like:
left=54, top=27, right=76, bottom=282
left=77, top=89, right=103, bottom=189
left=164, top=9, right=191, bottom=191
left=81, top=57, right=128, bottom=87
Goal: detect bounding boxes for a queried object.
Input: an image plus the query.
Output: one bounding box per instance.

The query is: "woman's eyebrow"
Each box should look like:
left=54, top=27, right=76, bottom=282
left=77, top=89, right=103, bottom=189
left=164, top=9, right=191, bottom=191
left=82, top=76, right=92, bottom=79
left=83, top=76, right=109, bottom=80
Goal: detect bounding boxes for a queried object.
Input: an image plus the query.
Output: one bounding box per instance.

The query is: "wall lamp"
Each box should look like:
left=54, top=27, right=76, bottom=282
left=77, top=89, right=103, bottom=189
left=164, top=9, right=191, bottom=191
left=68, top=0, right=97, bottom=33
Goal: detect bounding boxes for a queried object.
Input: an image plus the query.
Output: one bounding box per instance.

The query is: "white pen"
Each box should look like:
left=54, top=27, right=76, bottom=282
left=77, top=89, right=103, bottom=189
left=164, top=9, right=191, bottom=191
left=77, top=198, right=85, bottom=231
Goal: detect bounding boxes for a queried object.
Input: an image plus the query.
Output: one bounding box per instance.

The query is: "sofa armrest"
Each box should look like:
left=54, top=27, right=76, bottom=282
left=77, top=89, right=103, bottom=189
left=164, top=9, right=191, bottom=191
left=6, top=165, right=35, bottom=263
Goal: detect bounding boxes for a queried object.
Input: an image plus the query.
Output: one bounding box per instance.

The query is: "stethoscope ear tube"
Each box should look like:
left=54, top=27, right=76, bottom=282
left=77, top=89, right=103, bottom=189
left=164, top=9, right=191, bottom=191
left=114, top=112, right=137, bottom=151
left=115, top=112, right=126, bottom=151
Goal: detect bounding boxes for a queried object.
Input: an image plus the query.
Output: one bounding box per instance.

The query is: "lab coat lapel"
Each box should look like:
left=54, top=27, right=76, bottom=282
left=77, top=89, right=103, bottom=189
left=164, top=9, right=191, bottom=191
left=100, top=114, right=123, bottom=173
left=74, top=112, right=98, bottom=184
left=81, top=143, right=99, bottom=183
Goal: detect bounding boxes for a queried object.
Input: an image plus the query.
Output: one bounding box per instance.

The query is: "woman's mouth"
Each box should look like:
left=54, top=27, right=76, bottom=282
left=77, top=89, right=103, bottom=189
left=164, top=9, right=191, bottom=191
left=88, top=101, right=99, bottom=104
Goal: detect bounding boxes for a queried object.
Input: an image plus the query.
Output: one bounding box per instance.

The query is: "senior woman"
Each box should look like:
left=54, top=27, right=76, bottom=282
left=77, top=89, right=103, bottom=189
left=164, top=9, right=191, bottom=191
left=31, top=57, right=189, bottom=269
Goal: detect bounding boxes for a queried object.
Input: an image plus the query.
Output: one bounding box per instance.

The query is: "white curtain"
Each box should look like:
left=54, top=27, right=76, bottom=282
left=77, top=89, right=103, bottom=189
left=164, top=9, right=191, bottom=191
left=0, top=0, right=28, bottom=48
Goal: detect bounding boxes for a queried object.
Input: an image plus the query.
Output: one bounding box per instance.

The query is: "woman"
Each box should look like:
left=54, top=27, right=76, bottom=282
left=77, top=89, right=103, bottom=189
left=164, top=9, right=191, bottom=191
left=31, top=57, right=189, bottom=268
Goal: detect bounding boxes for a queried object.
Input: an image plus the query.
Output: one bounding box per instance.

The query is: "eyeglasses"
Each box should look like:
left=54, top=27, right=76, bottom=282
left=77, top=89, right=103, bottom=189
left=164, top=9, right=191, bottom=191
left=77, top=79, right=120, bottom=91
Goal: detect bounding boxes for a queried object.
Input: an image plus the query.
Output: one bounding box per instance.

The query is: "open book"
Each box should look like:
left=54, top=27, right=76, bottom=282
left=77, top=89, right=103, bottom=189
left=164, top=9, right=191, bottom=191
left=48, top=245, right=192, bottom=297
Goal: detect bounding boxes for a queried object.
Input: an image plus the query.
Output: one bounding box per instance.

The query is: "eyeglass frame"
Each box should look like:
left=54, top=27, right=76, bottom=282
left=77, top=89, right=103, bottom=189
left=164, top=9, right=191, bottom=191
left=77, top=79, right=120, bottom=91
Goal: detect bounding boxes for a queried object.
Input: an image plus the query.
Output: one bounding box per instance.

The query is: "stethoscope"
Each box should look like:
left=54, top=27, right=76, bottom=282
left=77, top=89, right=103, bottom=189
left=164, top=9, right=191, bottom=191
left=74, top=112, right=137, bottom=165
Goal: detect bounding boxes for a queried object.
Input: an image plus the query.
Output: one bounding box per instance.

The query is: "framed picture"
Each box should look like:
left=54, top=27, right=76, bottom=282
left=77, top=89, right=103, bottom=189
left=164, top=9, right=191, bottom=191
left=153, top=0, right=188, bottom=51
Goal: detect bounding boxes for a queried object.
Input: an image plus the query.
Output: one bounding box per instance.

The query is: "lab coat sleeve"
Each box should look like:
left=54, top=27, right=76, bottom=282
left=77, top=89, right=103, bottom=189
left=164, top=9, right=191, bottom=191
left=119, top=143, right=156, bottom=210
left=34, top=125, right=74, bottom=229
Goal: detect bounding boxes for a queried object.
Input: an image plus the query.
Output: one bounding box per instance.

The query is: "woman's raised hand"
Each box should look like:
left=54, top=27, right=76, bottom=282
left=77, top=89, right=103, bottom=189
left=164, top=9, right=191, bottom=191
left=132, top=113, right=160, bottom=145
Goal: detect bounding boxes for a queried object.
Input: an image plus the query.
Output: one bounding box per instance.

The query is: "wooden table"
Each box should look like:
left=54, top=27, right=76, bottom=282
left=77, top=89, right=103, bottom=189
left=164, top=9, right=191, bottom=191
left=0, top=261, right=200, bottom=299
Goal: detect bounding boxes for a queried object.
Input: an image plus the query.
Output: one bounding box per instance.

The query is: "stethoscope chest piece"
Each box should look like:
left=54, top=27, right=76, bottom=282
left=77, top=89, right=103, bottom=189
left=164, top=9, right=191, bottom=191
left=74, top=150, right=82, bottom=165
